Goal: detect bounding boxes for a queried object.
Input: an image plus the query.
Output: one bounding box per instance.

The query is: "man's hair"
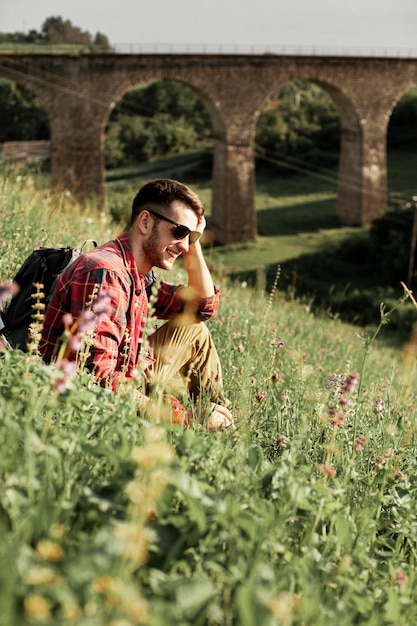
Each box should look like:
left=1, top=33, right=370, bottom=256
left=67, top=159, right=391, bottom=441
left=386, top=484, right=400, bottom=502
left=129, top=179, right=204, bottom=227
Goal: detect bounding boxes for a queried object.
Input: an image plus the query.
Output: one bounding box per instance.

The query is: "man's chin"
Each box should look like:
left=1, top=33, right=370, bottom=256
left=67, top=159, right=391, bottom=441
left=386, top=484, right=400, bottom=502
left=158, top=258, right=176, bottom=271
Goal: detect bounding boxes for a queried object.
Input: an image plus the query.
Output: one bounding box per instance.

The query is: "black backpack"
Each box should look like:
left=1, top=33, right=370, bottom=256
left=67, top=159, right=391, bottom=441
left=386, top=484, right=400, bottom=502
left=0, top=241, right=96, bottom=351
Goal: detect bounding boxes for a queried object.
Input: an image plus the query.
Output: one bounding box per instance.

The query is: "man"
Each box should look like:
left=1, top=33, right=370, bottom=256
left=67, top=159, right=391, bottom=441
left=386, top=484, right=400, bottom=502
left=39, top=178, right=234, bottom=430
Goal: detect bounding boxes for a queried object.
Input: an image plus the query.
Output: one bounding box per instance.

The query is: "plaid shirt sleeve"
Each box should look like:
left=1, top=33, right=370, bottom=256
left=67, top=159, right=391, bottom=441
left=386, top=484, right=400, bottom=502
left=151, top=281, right=220, bottom=321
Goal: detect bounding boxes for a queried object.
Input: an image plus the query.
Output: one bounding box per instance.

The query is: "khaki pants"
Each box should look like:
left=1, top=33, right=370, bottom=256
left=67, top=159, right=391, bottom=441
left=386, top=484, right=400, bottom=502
left=146, top=321, right=225, bottom=404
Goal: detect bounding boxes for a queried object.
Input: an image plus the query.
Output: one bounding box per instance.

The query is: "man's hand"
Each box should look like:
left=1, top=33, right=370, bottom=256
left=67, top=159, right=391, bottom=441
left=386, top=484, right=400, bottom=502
left=194, top=214, right=207, bottom=238
left=184, top=402, right=234, bottom=430
left=207, top=403, right=235, bottom=431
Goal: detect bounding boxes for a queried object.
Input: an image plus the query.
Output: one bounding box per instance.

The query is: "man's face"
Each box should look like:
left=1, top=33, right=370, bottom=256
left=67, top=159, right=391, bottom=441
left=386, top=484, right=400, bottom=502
left=142, top=200, right=199, bottom=271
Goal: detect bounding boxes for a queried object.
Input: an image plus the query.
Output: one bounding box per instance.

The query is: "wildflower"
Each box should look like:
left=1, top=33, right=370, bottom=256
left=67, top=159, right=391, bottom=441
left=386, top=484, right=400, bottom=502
left=91, top=576, right=114, bottom=594
left=237, top=343, right=244, bottom=353
left=49, top=523, right=66, bottom=539
left=330, top=412, right=345, bottom=428
left=275, top=435, right=287, bottom=446
left=130, top=442, right=175, bottom=469
left=395, top=570, right=407, bottom=586
left=374, top=398, right=384, bottom=414
left=318, top=464, right=336, bottom=479
left=24, top=595, right=51, bottom=619
left=392, top=467, right=405, bottom=480
left=266, top=591, right=301, bottom=625
left=256, top=390, right=267, bottom=402
left=354, top=435, right=367, bottom=451
left=53, top=358, right=77, bottom=394
left=342, top=372, right=359, bottom=393
left=62, top=603, right=82, bottom=620
left=339, top=396, right=351, bottom=406
left=372, top=449, right=394, bottom=470
left=271, top=373, right=280, bottom=382
left=36, top=539, right=64, bottom=561
left=113, top=522, right=150, bottom=565
left=23, top=567, right=57, bottom=585
left=0, top=280, right=19, bottom=308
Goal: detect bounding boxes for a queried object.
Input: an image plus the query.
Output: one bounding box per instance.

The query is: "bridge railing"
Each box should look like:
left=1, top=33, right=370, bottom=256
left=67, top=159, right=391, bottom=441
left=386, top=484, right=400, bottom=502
left=112, top=43, right=417, bottom=58
left=0, top=42, right=417, bottom=58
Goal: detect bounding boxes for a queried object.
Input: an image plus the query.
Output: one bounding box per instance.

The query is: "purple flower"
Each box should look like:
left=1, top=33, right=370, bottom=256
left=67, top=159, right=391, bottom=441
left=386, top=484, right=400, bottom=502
left=275, top=435, right=287, bottom=446
left=53, top=358, right=77, bottom=394
left=256, top=390, right=267, bottom=402
left=0, top=281, right=19, bottom=308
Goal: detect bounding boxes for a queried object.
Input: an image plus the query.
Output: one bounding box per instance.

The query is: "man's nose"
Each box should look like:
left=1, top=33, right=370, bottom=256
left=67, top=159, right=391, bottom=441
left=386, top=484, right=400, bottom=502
left=177, top=237, right=190, bottom=253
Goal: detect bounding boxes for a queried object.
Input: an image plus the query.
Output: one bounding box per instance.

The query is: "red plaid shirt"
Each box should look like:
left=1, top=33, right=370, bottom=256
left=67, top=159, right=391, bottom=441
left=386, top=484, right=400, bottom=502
left=39, top=233, right=219, bottom=389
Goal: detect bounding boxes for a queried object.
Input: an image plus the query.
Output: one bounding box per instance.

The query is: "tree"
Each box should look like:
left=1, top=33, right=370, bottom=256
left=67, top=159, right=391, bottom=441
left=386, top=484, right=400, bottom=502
left=255, top=80, right=341, bottom=172
left=105, top=80, right=212, bottom=167
left=0, top=79, right=49, bottom=142
left=0, top=16, right=112, bottom=50
left=39, top=16, right=112, bottom=50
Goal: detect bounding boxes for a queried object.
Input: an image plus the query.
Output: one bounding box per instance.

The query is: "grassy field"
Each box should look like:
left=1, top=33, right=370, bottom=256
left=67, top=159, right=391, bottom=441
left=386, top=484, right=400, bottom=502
left=1, top=169, right=417, bottom=625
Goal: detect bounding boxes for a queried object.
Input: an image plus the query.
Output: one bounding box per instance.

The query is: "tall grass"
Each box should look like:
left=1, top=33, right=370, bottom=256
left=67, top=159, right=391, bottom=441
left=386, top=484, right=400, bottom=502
left=1, top=172, right=417, bottom=625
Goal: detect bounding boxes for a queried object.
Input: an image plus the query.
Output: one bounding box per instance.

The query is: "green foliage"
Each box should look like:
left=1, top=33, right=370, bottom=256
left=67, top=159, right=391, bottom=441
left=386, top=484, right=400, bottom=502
left=255, top=80, right=341, bottom=173
left=0, top=79, right=49, bottom=143
left=0, top=16, right=112, bottom=51
left=369, top=206, right=417, bottom=284
left=105, top=80, right=212, bottom=168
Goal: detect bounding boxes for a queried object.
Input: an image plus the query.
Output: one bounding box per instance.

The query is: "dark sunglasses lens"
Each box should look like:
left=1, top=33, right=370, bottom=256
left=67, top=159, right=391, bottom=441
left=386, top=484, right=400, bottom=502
left=174, top=225, right=191, bottom=239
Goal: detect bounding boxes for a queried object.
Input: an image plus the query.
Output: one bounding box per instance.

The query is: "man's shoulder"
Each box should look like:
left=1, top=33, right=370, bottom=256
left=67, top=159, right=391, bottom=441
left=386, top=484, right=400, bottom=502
left=82, top=239, right=122, bottom=270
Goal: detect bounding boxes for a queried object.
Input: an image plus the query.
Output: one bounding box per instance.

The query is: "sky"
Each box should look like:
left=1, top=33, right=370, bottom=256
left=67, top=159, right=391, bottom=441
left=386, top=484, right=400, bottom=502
left=1, top=0, right=417, bottom=55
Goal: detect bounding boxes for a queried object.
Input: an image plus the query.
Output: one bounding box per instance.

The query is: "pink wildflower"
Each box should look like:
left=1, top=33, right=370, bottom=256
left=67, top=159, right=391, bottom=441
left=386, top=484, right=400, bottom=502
left=0, top=281, right=19, bottom=308
left=256, top=390, right=267, bottom=402
left=354, top=435, right=367, bottom=451
left=375, top=398, right=383, bottom=414
left=53, top=358, right=77, bottom=394
left=330, top=412, right=345, bottom=428
left=275, top=435, right=287, bottom=446
left=318, top=464, right=336, bottom=479
left=395, top=571, right=407, bottom=587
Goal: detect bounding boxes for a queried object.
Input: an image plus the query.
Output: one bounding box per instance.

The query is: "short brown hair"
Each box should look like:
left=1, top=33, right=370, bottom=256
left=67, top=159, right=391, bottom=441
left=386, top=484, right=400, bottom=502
left=130, top=179, right=204, bottom=227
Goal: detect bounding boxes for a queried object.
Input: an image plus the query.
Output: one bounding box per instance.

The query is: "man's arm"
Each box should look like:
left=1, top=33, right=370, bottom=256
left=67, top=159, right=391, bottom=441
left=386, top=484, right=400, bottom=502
left=181, top=215, right=215, bottom=298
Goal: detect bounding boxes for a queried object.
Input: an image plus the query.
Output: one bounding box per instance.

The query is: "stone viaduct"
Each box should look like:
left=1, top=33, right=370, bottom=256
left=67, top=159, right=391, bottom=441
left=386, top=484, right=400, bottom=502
left=0, top=52, right=417, bottom=244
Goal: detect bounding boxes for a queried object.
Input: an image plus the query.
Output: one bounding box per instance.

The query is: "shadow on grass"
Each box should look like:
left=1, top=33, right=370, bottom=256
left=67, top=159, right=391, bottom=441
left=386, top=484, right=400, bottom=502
left=257, top=199, right=339, bottom=236
left=228, top=231, right=416, bottom=347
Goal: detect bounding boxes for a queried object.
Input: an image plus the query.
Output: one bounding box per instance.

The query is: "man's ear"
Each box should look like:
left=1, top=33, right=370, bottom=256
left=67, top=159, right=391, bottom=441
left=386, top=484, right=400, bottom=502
left=136, top=210, right=151, bottom=236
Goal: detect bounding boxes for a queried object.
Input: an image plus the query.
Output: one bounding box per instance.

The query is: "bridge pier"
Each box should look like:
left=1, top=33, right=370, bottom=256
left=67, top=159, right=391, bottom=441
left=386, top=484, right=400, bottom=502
left=337, top=125, right=387, bottom=226
left=49, top=93, right=106, bottom=206
left=211, top=140, right=257, bottom=244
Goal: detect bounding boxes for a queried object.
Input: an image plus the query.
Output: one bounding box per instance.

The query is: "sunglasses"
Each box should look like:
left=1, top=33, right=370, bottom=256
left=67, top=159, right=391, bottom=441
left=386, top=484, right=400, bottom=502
left=148, top=210, right=201, bottom=244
